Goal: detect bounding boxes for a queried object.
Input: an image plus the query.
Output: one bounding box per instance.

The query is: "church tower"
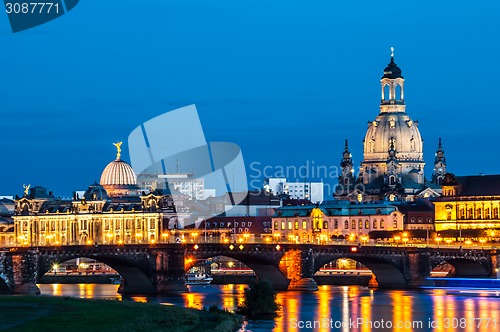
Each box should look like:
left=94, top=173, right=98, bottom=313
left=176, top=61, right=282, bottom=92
left=359, top=48, right=425, bottom=200
left=432, top=138, right=447, bottom=185
left=339, top=139, right=355, bottom=186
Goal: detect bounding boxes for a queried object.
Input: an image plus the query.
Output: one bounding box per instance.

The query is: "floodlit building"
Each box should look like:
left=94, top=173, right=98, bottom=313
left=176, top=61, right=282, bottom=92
left=336, top=53, right=445, bottom=202
left=272, top=201, right=404, bottom=243
left=433, top=173, right=500, bottom=232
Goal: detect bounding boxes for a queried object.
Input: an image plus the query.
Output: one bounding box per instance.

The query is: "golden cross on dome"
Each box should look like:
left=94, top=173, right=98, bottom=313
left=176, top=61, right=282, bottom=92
left=113, top=141, right=123, bottom=160
left=391, top=46, right=395, bottom=57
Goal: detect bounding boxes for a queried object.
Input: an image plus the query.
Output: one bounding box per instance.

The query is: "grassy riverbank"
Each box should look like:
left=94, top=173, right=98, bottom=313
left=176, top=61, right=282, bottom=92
left=0, top=295, right=242, bottom=332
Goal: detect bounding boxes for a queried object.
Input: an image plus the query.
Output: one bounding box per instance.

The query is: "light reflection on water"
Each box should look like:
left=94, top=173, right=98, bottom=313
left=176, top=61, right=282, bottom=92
left=38, top=284, right=500, bottom=332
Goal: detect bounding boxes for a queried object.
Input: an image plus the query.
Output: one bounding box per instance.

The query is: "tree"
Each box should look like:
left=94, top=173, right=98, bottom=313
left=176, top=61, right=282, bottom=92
left=236, top=279, right=281, bottom=319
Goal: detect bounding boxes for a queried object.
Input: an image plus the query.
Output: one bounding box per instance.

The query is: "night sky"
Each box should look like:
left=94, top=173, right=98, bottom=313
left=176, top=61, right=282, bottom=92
left=1, top=1, right=499, bottom=197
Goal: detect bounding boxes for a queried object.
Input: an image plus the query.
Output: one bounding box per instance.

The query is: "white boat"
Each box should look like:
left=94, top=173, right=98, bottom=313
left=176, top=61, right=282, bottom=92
left=186, top=273, right=213, bottom=285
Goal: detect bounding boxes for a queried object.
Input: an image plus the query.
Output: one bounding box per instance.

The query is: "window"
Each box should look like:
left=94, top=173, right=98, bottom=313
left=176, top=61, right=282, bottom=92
left=248, top=222, right=252, bottom=227
left=235, top=222, right=239, bottom=227
left=373, top=220, right=377, bottom=229
left=288, top=221, right=292, bottom=230
left=365, top=220, right=369, bottom=229
left=274, top=221, right=278, bottom=230
left=323, top=221, right=328, bottom=229
left=446, top=211, right=452, bottom=221
left=485, top=208, right=491, bottom=219
left=358, top=220, right=363, bottom=229
left=380, top=220, right=385, bottom=228
left=410, top=217, right=415, bottom=223
left=294, top=221, right=299, bottom=230
left=242, top=222, right=245, bottom=227
left=352, top=220, right=356, bottom=229
left=494, top=207, right=499, bottom=219
left=220, top=222, right=224, bottom=227
left=302, top=221, right=307, bottom=230
left=418, top=217, right=423, bottom=223
left=393, top=220, right=397, bottom=228
left=334, top=219, right=338, bottom=229
left=281, top=222, right=285, bottom=230
left=427, top=217, right=432, bottom=223
left=476, top=208, right=482, bottom=220
left=345, top=220, right=349, bottom=229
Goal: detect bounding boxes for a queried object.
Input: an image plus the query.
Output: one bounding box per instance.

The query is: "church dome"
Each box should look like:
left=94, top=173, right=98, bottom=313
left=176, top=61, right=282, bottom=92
left=99, top=142, right=139, bottom=197
left=382, top=57, right=403, bottom=79
left=100, top=159, right=137, bottom=186
left=364, top=112, right=423, bottom=162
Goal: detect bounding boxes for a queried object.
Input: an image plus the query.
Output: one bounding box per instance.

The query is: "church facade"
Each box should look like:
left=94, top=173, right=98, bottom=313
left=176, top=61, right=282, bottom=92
left=336, top=53, right=446, bottom=202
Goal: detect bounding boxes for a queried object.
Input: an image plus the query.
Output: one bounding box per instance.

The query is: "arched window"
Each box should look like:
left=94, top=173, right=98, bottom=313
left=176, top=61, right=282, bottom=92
left=418, top=217, right=423, bottom=223
left=274, top=221, right=278, bottom=230
left=323, top=221, right=328, bottom=229
left=395, top=84, right=402, bottom=100
left=494, top=207, right=499, bottom=219
left=389, top=175, right=396, bottom=186
left=294, top=221, right=299, bottom=230
left=373, top=219, right=377, bottom=229
left=383, top=84, right=390, bottom=101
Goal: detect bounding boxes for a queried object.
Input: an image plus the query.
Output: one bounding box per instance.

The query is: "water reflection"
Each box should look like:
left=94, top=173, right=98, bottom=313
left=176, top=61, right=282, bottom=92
left=38, top=284, right=500, bottom=332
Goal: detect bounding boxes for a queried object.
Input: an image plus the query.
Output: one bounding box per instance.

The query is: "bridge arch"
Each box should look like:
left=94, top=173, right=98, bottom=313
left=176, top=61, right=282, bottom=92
left=38, top=255, right=155, bottom=294
left=315, top=254, right=408, bottom=288
left=431, top=258, right=490, bottom=277
left=189, top=253, right=289, bottom=291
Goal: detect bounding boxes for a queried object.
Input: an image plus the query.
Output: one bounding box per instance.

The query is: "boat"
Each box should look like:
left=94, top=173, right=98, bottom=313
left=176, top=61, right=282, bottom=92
left=109, top=277, right=122, bottom=284
left=186, top=273, right=213, bottom=285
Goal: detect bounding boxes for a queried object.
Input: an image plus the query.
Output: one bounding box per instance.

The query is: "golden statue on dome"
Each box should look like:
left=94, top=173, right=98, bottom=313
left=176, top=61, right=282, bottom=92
left=113, top=141, right=123, bottom=160
left=23, top=184, right=30, bottom=196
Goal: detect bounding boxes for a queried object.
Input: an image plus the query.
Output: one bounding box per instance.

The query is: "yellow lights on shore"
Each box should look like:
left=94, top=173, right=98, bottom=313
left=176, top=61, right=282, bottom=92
left=86, top=240, right=92, bottom=245
left=229, top=244, right=235, bottom=250
left=465, top=240, right=472, bottom=245
left=193, top=244, right=199, bottom=250
left=149, top=239, right=156, bottom=244
left=223, top=238, right=229, bottom=244
left=360, top=235, right=369, bottom=245
left=275, top=245, right=281, bottom=251
left=239, top=244, right=244, bottom=250
left=117, top=240, right=124, bottom=245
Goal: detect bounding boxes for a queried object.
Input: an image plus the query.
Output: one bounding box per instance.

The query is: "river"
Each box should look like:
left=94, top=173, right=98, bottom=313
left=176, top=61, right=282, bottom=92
left=38, top=283, right=500, bottom=331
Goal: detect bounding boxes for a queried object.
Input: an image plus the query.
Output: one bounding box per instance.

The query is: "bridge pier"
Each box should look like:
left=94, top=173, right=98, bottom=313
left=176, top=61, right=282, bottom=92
left=152, top=247, right=187, bottom=293
left=288, top=247, right=318, bottom=291
left=407, top=251, right=434, bottom=288
left=12, top=251, right=40, bottom=295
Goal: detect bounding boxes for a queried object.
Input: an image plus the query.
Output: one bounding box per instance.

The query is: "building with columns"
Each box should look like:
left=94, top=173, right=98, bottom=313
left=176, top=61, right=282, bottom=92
left=336, top=53, right=446, bottom=202
left=434, top=173, right=500, bottom=232
left=13, top=145, right=194, bottom=246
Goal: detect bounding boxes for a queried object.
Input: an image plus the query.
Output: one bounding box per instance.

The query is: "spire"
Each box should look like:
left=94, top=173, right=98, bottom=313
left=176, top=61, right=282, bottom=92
left=433, top=138, right=447, bottom=185
left=339, top=139, right=355, bottom=185
left=341, top=139, right=353, bottom=167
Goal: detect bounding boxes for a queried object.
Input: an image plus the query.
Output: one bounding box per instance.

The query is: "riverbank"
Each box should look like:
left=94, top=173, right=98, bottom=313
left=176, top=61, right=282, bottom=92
left=0, top=295, right=242, bottom=332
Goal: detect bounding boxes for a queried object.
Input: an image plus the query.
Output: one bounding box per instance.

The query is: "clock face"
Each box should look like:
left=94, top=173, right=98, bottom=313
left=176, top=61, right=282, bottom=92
left=438, top=167, right=443, bottom=172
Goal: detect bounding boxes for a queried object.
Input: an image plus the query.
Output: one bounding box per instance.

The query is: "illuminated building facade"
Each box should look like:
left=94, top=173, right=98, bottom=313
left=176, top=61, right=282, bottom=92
left=272, top=201, right=404, bottom=243
left=434, top=173, right=500, bottom=231
left=336, top=52, right=445, bottom=202
left=13, top=145, right=193, bottom=246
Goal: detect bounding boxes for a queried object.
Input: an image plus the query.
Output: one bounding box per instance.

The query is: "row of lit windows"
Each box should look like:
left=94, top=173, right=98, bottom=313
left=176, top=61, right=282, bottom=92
left=272, top=219, right=394, bottom=231
left=206, top=221, right=253, bottom=228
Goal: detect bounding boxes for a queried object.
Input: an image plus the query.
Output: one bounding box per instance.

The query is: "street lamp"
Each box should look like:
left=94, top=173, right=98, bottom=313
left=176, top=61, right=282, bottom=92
left=402, top=232, right=409, bottom=246
left=435, top=236, right=442, bottom=248
left=394, top=235, right=401, bottom=247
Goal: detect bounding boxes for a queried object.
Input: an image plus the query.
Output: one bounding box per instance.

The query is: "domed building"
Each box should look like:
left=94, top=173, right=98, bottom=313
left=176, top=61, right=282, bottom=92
left=99, top=143, right=140, bottom=197
left=337, top=52, right=446, bottom=201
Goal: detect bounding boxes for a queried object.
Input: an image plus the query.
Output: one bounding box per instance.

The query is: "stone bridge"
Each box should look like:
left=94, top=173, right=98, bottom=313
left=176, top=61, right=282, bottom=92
left=0, top=244, right=497, bottom=294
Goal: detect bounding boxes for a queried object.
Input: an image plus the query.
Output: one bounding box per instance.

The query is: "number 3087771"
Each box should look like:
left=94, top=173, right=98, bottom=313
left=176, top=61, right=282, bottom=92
left=5, top=2, right=60, bottom=14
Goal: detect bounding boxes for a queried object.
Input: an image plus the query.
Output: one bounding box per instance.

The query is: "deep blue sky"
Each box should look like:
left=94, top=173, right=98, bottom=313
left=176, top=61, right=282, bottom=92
left=1, top=1, right=499, bottom=197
